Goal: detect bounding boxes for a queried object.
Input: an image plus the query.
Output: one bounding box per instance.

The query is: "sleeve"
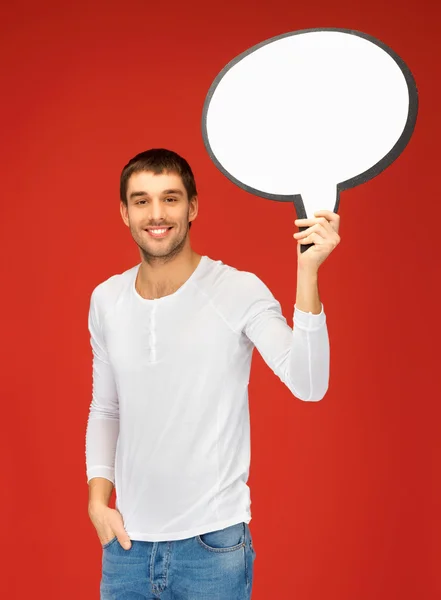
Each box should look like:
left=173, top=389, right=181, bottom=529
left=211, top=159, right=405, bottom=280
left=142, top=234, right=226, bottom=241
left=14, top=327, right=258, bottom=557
left=85, top=287, right=120, bottom=484
left=241, top=274, right=330, bottom=401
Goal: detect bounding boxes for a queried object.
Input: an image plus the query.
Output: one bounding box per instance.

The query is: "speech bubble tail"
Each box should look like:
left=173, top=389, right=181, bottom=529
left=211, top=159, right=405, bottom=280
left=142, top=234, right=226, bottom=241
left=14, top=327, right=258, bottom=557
left=294, top=184, right=339, bottom=253
left=297, top=183, right=338, bottom=220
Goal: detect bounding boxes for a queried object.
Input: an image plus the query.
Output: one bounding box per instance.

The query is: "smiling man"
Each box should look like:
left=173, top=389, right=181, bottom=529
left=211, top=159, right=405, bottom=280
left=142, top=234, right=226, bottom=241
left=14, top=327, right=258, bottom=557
left=85, top=148, right=340, bottom=600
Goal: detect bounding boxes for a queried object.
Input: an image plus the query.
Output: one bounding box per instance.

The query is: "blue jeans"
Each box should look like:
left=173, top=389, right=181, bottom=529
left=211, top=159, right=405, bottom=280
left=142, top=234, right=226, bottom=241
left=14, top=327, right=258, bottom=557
left=100, top=521, right=256, bottom=599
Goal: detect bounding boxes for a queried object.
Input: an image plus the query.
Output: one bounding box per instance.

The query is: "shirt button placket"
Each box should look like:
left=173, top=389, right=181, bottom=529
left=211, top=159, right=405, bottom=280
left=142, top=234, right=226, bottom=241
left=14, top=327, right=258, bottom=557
left=149, top=302, right=157, bottom=363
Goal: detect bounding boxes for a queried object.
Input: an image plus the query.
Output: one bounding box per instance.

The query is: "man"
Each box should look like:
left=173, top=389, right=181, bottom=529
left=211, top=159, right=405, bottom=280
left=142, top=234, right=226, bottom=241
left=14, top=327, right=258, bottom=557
left=85, top=148, right=340, bottom=599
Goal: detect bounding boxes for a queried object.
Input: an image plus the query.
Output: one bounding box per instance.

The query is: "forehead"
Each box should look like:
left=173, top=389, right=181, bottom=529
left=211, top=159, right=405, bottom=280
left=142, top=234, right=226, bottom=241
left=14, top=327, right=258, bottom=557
left=127, top=170, right=185, bottom=195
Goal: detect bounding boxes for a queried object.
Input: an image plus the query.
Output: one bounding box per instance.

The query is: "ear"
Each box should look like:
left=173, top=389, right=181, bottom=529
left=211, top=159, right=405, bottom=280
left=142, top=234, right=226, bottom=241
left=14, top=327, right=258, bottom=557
left=120, top=201, right=129, bottom=227
left=188, top=195, right=198, bottom=224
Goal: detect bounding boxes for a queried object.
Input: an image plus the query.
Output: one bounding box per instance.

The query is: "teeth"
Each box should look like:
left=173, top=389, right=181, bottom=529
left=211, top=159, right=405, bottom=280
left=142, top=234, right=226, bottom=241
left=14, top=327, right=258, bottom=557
left=150, top=228, right=169, bottom=234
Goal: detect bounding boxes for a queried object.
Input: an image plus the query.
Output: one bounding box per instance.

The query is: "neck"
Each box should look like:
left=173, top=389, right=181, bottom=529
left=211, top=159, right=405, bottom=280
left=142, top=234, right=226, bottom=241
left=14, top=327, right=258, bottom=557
left=136, top=247, right=202, bottom=300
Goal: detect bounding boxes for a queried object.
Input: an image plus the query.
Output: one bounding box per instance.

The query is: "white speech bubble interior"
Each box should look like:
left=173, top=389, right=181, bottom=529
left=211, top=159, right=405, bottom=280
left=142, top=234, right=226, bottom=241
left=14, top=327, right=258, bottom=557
left=203, top=30, right=417, bottom=220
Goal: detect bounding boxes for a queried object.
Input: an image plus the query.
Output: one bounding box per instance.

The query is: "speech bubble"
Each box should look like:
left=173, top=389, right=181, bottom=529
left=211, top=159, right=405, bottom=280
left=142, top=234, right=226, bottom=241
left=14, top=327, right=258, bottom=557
left=202, top=28, right=418, bottom=251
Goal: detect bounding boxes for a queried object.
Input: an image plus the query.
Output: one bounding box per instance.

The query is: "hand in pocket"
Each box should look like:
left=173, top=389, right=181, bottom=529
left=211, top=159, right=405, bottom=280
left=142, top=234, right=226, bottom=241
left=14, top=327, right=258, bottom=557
left=89, top=505, right=132, bottom=550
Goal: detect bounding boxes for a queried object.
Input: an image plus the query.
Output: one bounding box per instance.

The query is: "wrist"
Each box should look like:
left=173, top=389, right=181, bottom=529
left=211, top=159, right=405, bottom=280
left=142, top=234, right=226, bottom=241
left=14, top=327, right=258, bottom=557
left=88, top=476, right=114, bottom=509
left=297, top=265, right=318, bottom=279
left=88, top=500, right=109, bottom=517
left=296, top=265, right=321, bottom=315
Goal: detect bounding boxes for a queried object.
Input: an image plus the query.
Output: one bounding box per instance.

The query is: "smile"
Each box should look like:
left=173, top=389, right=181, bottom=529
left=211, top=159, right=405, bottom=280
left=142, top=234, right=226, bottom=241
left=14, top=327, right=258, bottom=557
left=145, top=227, right=173, bottom=239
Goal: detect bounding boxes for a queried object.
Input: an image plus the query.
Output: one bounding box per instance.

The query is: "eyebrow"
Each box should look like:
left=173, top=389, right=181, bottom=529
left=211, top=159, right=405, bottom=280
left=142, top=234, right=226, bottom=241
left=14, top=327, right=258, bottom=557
left=129, top=189, right=184, bottom=200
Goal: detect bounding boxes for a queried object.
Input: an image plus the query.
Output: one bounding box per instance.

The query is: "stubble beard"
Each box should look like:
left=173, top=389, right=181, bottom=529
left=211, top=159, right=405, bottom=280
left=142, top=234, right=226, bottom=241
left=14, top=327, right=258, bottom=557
left=134, top=219, right=190, bottom=266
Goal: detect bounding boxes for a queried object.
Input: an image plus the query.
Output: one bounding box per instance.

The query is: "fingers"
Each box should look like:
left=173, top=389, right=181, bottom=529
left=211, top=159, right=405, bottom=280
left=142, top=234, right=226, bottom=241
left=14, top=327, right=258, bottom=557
left=314, top=210, right=340, bottom=233
left=100, top=528, right=131, bottom=550
left=295, top=212, right=340, bottom=234
left=97, top=510, right=132, bottom=551
left=316, top=217, right=335, bottom=235
left=116, top=531, right=132, bottom=550
left=298, top=232, right=323, bottom=245
left=100, top=530, right=116, bottom=546
left=299, top=231, right=341, bottom=247
left=295, top=219, right=329, bottom=234
left=293, top=223, right=326, bottom=240
left=113, top=515, right=132, bottom=550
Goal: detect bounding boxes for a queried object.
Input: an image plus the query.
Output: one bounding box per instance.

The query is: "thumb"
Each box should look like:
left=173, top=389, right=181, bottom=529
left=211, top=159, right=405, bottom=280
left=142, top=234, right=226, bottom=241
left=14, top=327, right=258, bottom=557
left=115, top=526, right=132, bottom=550
left=112, top=509, right=132, bottom=550
left=119, top=535, right=132, bottom=550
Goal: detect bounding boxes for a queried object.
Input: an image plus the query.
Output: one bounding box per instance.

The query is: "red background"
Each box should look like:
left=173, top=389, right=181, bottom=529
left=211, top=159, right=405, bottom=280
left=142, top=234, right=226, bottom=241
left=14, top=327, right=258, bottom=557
left=1, top=0, right=440, bottom=598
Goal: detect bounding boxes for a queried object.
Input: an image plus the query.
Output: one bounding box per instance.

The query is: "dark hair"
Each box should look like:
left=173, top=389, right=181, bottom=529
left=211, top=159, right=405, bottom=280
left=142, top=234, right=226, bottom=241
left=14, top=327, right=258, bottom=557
left=120, top=148, right=197, bottom=205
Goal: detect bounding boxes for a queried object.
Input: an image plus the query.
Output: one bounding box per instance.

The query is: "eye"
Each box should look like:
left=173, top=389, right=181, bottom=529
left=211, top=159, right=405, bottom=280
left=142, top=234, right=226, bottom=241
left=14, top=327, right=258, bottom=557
left=164, top=197, right=177, bottom=203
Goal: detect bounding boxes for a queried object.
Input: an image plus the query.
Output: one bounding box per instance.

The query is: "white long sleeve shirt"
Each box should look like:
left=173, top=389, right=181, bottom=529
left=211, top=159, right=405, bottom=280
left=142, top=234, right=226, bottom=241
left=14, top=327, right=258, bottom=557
left=85, top=255, right=329, bottom=542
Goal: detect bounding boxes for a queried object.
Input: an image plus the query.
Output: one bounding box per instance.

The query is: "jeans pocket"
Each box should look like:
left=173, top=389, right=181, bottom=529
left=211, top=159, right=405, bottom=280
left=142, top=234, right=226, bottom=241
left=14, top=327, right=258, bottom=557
left=196, top=522, right=246, bottom=553
left=102, top=536, right=118, bottom=549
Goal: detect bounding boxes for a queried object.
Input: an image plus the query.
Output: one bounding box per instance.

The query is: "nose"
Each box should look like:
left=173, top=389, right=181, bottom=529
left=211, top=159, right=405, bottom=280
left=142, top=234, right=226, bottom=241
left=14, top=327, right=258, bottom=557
left=150, top=198, right=166, bottom=222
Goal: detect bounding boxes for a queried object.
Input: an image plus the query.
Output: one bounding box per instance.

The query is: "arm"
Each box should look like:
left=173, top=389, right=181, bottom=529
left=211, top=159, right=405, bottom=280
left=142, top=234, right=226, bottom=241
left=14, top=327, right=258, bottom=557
left=85, top=288, right=120, bottom=510
left=295, top=265, right=322, bottom=315
left=88, top=477, right=114, bottom=513
left=242, top=271, right=329, bottom=401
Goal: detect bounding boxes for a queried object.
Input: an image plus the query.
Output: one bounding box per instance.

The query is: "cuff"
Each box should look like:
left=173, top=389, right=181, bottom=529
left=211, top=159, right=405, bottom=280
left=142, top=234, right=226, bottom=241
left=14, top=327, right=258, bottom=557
left=86, top=465, right=115, bottom=485
left=293, top=303, right=326, bottom=331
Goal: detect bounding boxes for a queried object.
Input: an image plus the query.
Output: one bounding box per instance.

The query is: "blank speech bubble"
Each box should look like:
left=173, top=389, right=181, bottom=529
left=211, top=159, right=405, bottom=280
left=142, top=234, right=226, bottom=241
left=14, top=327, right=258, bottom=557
left=202, top=28, right=418, bottom=251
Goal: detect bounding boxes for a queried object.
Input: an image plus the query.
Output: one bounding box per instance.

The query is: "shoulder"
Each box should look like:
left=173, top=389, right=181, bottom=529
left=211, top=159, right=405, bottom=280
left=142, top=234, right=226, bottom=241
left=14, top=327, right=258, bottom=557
left=202, top=256, right=275, bottom=300
left=200, top=257, right=279, bottom=331
left=89, top=263, right=138, bottom=317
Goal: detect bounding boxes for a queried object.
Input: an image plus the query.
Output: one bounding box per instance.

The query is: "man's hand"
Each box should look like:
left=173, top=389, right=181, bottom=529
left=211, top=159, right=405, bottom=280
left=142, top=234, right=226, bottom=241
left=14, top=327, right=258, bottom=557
left=294, top=210, right=341, bottom=272
left=88, top=503, right=132, bottom=550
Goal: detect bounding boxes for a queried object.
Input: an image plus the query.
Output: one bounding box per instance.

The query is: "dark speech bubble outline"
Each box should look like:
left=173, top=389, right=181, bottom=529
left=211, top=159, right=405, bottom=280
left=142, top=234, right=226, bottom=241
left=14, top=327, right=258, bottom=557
left=201, top=27, right=419, bottom=252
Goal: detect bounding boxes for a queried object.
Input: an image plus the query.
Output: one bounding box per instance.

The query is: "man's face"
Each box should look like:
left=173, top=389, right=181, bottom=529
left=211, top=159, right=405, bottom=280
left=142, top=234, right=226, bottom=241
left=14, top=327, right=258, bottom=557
left=120, top=170, right=198, bottom=261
